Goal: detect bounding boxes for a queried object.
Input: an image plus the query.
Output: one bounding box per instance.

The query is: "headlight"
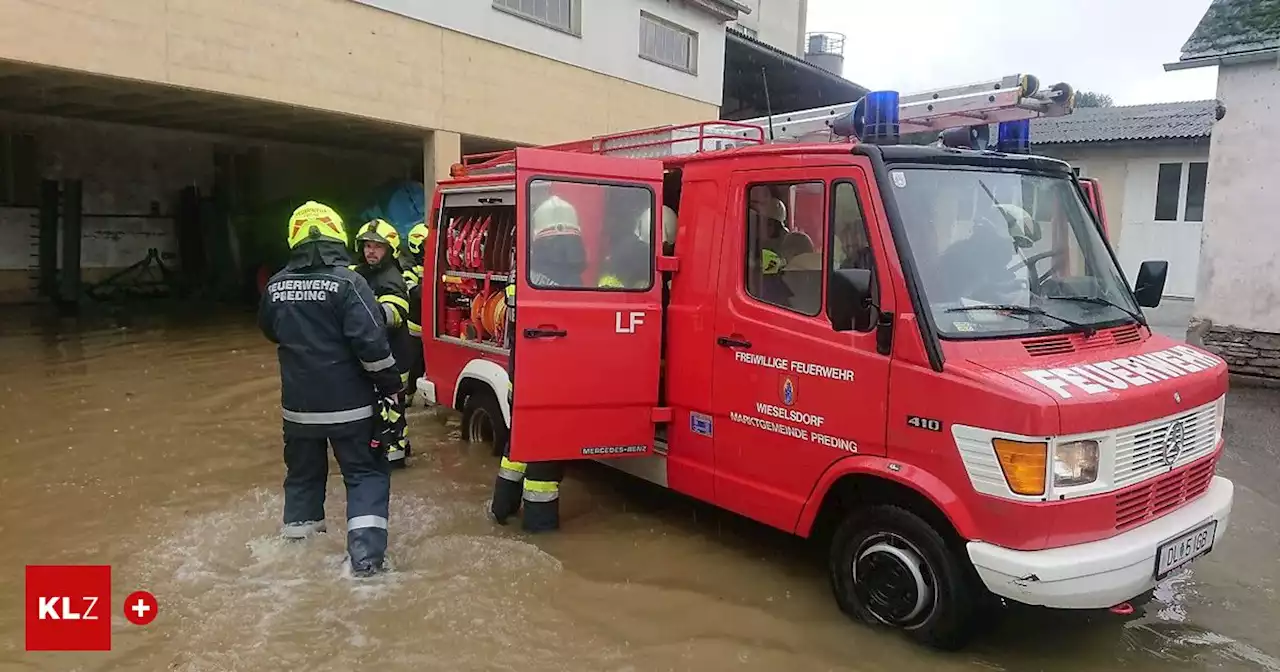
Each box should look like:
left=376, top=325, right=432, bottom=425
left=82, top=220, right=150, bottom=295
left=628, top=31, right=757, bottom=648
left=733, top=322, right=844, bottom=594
left=1053, top=440, right=1099, bottom=488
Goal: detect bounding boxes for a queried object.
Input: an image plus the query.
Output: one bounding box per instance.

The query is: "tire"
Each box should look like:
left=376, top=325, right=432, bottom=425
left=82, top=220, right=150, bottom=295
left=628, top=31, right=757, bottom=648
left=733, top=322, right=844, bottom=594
left=461, top=389, right=508, bottom=457
left=828, top=505, right=984, bottom=650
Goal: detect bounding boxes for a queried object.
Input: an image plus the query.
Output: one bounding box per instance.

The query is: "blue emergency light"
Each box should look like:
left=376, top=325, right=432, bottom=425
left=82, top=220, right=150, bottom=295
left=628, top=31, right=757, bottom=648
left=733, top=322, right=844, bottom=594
left=831, top=90, right=900, bottom=144
left=997, top=119, right=1031, bottom=153
left=862, top=90, right=901, bottom=144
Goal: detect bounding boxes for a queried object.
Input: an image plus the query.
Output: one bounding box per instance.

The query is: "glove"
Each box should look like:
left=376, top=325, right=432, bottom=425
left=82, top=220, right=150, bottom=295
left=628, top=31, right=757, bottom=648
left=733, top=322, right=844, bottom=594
left=369, top=395, right=400, bottom=455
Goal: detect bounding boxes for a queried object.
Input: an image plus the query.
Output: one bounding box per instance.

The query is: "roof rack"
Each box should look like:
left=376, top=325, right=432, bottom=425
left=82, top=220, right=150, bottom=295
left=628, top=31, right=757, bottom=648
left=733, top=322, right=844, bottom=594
left=735, top=73, right=1075, bottom=143
left=451, top=73, right=1074, bottom=175
left=458, top=120, right=767, bottom=174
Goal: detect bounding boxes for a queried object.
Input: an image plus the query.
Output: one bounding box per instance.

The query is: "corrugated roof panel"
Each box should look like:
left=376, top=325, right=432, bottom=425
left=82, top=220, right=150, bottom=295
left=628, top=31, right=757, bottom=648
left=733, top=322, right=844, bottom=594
left=1031, top=100, right=1219, bottom=145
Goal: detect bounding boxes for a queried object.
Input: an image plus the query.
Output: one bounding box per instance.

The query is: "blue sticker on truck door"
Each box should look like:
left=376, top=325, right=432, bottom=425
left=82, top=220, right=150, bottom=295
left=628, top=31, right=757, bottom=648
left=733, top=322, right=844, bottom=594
left=690, top=412, right=713, bottom=437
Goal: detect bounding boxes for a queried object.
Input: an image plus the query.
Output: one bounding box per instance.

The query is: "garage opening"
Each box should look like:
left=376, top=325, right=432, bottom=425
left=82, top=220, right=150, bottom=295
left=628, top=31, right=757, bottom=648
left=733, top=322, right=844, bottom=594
left=0, top=60, right=510, bottom=312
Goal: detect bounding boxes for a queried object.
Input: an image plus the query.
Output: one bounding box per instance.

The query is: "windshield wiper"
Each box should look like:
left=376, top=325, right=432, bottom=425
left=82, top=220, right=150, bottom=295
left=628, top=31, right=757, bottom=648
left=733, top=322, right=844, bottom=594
left=1048, top=295, right=1146, bottom=326
left=944, top=303, right=1090, bottom=331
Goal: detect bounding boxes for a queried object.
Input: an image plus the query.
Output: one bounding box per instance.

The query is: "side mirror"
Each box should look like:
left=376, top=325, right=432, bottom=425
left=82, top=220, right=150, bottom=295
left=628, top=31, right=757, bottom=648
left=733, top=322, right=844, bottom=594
left=829, top=268, right=876, bottom=332
left=1134, top=260, right=1168, bottom=308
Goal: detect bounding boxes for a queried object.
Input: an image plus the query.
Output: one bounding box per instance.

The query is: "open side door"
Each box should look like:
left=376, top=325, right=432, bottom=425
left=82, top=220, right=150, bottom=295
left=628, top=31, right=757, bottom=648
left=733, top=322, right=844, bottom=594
left=1078, top=177, right=1110, bottom=241
left=509, top=147, right=665, bottom=463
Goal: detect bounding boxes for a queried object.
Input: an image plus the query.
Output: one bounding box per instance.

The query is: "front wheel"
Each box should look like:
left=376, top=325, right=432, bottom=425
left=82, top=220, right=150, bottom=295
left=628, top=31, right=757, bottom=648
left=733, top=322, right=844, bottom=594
left=828, top=505, right=986, bottom=650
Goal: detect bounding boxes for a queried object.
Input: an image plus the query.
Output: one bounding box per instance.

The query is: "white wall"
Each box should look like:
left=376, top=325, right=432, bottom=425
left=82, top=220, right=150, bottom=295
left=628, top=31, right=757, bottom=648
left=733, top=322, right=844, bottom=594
left=352, top=0, right=728, bottom=106
left=1195, top=60, right=1280, bottom=332
left=1036, top=141, right=1210, bottom=300
left=732, top=0, right=806, bottom=56
left=1116, top=148, right=1211, bottom=299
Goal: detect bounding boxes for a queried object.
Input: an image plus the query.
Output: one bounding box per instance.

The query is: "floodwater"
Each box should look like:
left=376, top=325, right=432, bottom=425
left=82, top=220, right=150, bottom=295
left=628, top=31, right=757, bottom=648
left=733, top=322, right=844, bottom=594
left=1, top=307, right=1278, bottom=671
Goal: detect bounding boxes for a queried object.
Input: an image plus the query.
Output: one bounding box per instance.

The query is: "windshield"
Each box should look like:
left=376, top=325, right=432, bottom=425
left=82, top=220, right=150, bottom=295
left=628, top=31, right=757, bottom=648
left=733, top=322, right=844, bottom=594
left=888, top=166, right=1140, bottom=338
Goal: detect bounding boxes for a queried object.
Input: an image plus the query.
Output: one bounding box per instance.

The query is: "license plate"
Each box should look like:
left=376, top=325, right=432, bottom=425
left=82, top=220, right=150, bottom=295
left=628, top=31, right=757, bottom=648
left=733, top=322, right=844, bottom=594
left=1155, top=520, right=1217, bottom=579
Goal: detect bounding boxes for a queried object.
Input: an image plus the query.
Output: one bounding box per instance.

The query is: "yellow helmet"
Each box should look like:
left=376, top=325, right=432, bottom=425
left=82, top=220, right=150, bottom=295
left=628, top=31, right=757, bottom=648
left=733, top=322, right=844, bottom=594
left=355, top=218, right=402, bottom=251
left=288, top=201, right=347, bottom=249
left=406, top=221, right=429, bottom=256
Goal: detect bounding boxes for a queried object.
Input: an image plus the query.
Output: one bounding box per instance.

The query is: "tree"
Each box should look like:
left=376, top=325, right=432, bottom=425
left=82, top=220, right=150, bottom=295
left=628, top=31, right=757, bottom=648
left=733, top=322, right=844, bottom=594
left=1076, top=91, right=1114, bottom=108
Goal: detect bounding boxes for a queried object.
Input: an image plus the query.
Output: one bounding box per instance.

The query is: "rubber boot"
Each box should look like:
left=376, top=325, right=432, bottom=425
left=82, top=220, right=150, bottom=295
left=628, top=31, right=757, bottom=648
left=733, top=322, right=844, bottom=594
left=491, top=454, right=526, bottom=525
left=521, top=461, right=562, bottom=533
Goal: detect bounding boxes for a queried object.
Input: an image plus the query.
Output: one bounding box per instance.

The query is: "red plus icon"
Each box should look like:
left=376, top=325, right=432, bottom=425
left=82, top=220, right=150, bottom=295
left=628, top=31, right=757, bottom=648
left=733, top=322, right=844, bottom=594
left=123, top=591, right=158, bottom=626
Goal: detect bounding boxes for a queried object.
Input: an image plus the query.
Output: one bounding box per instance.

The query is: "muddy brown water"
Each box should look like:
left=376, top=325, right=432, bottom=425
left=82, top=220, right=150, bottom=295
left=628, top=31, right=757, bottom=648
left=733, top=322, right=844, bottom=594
left=1, top=307, right=1277, bottom=671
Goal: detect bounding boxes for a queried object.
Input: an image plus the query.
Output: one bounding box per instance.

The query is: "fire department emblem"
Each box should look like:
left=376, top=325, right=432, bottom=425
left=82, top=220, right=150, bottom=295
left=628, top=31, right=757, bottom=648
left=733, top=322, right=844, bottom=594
left=1162, top=419, right=1186, bottom=468
left=781, top=376, right=796, bottom=406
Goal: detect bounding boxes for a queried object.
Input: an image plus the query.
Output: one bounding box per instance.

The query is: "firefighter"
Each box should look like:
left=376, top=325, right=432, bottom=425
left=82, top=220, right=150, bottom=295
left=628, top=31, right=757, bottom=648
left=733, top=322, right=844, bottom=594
left=258, top=200, right=399, bottom=578
left=490, top=194, right=584, bottom=532
left=748, top=195, right=790, bottom=305
left=352, top=219, right=414, bottom=468
left=402, top=221, right=429, bottom=407
left=598, top=204, right=677, bottom=289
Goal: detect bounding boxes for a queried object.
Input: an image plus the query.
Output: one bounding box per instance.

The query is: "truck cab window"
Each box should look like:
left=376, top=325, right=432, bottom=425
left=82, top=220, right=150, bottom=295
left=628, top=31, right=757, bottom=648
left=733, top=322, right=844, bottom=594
left=744, top=181, right=824, bottom=315
left=889, top=168, right=1138, bottom=338
left=527, top=179, right=654, bottom=290
left=829, top=181, right=878, bottom=330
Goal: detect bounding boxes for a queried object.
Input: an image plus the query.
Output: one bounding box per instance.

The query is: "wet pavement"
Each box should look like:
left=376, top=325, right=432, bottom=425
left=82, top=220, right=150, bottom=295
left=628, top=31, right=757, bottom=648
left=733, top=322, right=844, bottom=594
left=0, top=307, right=1277, bottom=671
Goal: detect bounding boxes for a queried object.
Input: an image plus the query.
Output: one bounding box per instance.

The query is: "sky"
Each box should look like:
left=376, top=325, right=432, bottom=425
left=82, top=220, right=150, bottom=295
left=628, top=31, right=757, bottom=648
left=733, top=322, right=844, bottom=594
left=805, top=0, right=1219, bottom=105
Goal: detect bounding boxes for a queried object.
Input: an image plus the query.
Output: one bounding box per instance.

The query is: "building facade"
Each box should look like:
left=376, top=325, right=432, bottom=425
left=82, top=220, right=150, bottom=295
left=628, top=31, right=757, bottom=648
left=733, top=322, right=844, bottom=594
left=0, top=0, right=749, bottom=303
left=729, top=0, right=809, bottom=56
left=1165, top=0, right=1280, bottom=379
left=1032, top=101, right=1219, bottom=301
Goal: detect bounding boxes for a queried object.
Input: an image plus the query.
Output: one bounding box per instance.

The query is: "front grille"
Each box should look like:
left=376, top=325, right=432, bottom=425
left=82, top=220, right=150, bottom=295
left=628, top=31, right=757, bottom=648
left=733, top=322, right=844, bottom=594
left=1114, top=456, right=1217, bottom=530
left=1114, top=400, right=1218, bottom=489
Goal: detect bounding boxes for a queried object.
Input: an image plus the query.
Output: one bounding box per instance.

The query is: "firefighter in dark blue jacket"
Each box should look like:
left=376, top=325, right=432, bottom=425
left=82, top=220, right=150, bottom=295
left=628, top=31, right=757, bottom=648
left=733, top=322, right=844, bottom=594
left=351, top=219, right=414, bottom=468
left=258, top=201, right=400, bottom=578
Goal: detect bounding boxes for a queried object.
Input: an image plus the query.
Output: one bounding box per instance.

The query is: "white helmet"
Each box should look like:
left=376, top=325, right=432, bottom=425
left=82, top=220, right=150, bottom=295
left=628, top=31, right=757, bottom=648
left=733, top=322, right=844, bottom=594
left=531, top=195, right=581, bottom=240
left=635, top=205, right=678, bottom=246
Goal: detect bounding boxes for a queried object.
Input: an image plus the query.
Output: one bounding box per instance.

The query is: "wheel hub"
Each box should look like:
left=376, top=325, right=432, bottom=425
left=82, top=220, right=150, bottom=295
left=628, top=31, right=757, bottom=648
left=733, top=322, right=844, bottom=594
left=854, top=539, right=933, bottom=626
left=468, top=407, right=495, bottom=444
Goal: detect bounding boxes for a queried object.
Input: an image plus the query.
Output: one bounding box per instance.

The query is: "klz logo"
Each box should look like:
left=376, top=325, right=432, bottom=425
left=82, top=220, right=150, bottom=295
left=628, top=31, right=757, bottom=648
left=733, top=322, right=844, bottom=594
left=615, top=311, right=645, bottom=334
left=26, top=565, right=112, bottom=651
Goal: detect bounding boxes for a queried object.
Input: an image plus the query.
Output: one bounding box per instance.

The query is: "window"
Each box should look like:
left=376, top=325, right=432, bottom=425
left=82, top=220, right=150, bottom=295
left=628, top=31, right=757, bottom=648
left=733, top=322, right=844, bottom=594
left=493, top=0, right=579, bottom=36
left=1154, top=162, right=1182, bottom=221
left=1184, top=161, right=1208, bottom=222
left=830, top=182, right=878, bottom=330
left=640, top=11, right=698, bottom=74
left=745, top=182, right=824, bottom=315
left=526, top=179, right=654, bottom=291
left=889, top=168, right=1139, bottom=338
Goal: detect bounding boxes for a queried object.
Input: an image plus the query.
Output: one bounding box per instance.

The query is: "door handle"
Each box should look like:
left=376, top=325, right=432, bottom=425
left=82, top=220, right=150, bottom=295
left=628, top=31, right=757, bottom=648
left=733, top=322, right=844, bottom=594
left=716, top=335, right=752, bottom=349
left=524, top=327, right=567, bottom=339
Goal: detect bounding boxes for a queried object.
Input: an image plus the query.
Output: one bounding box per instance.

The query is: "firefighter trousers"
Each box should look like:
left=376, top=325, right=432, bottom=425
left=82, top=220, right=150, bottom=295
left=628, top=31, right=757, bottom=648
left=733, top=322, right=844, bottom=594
left=404, top=335, right=425, bottom=407
left=282, top=418, right=391, bottom=573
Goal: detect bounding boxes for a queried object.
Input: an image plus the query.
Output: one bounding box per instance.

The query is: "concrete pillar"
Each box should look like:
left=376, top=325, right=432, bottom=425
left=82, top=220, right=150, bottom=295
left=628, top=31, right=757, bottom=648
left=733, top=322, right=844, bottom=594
left=423, top=130, right=461, bottom=196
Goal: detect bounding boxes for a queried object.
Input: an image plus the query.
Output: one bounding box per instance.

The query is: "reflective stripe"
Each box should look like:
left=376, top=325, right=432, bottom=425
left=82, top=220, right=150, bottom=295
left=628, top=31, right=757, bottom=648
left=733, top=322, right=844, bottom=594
left=381, top=302, right=402, bottom=327
left=522, top=479, right=559, bottom=502
left=379, top=294, right=411, bottom=312
left=408, top=321, right=422, bottom=336
left=347, top=515, right=388, bottom=530
left=498, top=456, right=527, bottom=482
left=361, top=354, right=396, bottom=372
left=386, top=448, right=405, bottom=461
left=282, top=405, right=374, bottom=424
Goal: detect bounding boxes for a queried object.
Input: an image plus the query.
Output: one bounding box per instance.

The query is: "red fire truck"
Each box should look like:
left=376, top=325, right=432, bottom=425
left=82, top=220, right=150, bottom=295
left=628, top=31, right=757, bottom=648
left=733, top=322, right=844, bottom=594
left=414, top=74, right=1233, bottom=649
